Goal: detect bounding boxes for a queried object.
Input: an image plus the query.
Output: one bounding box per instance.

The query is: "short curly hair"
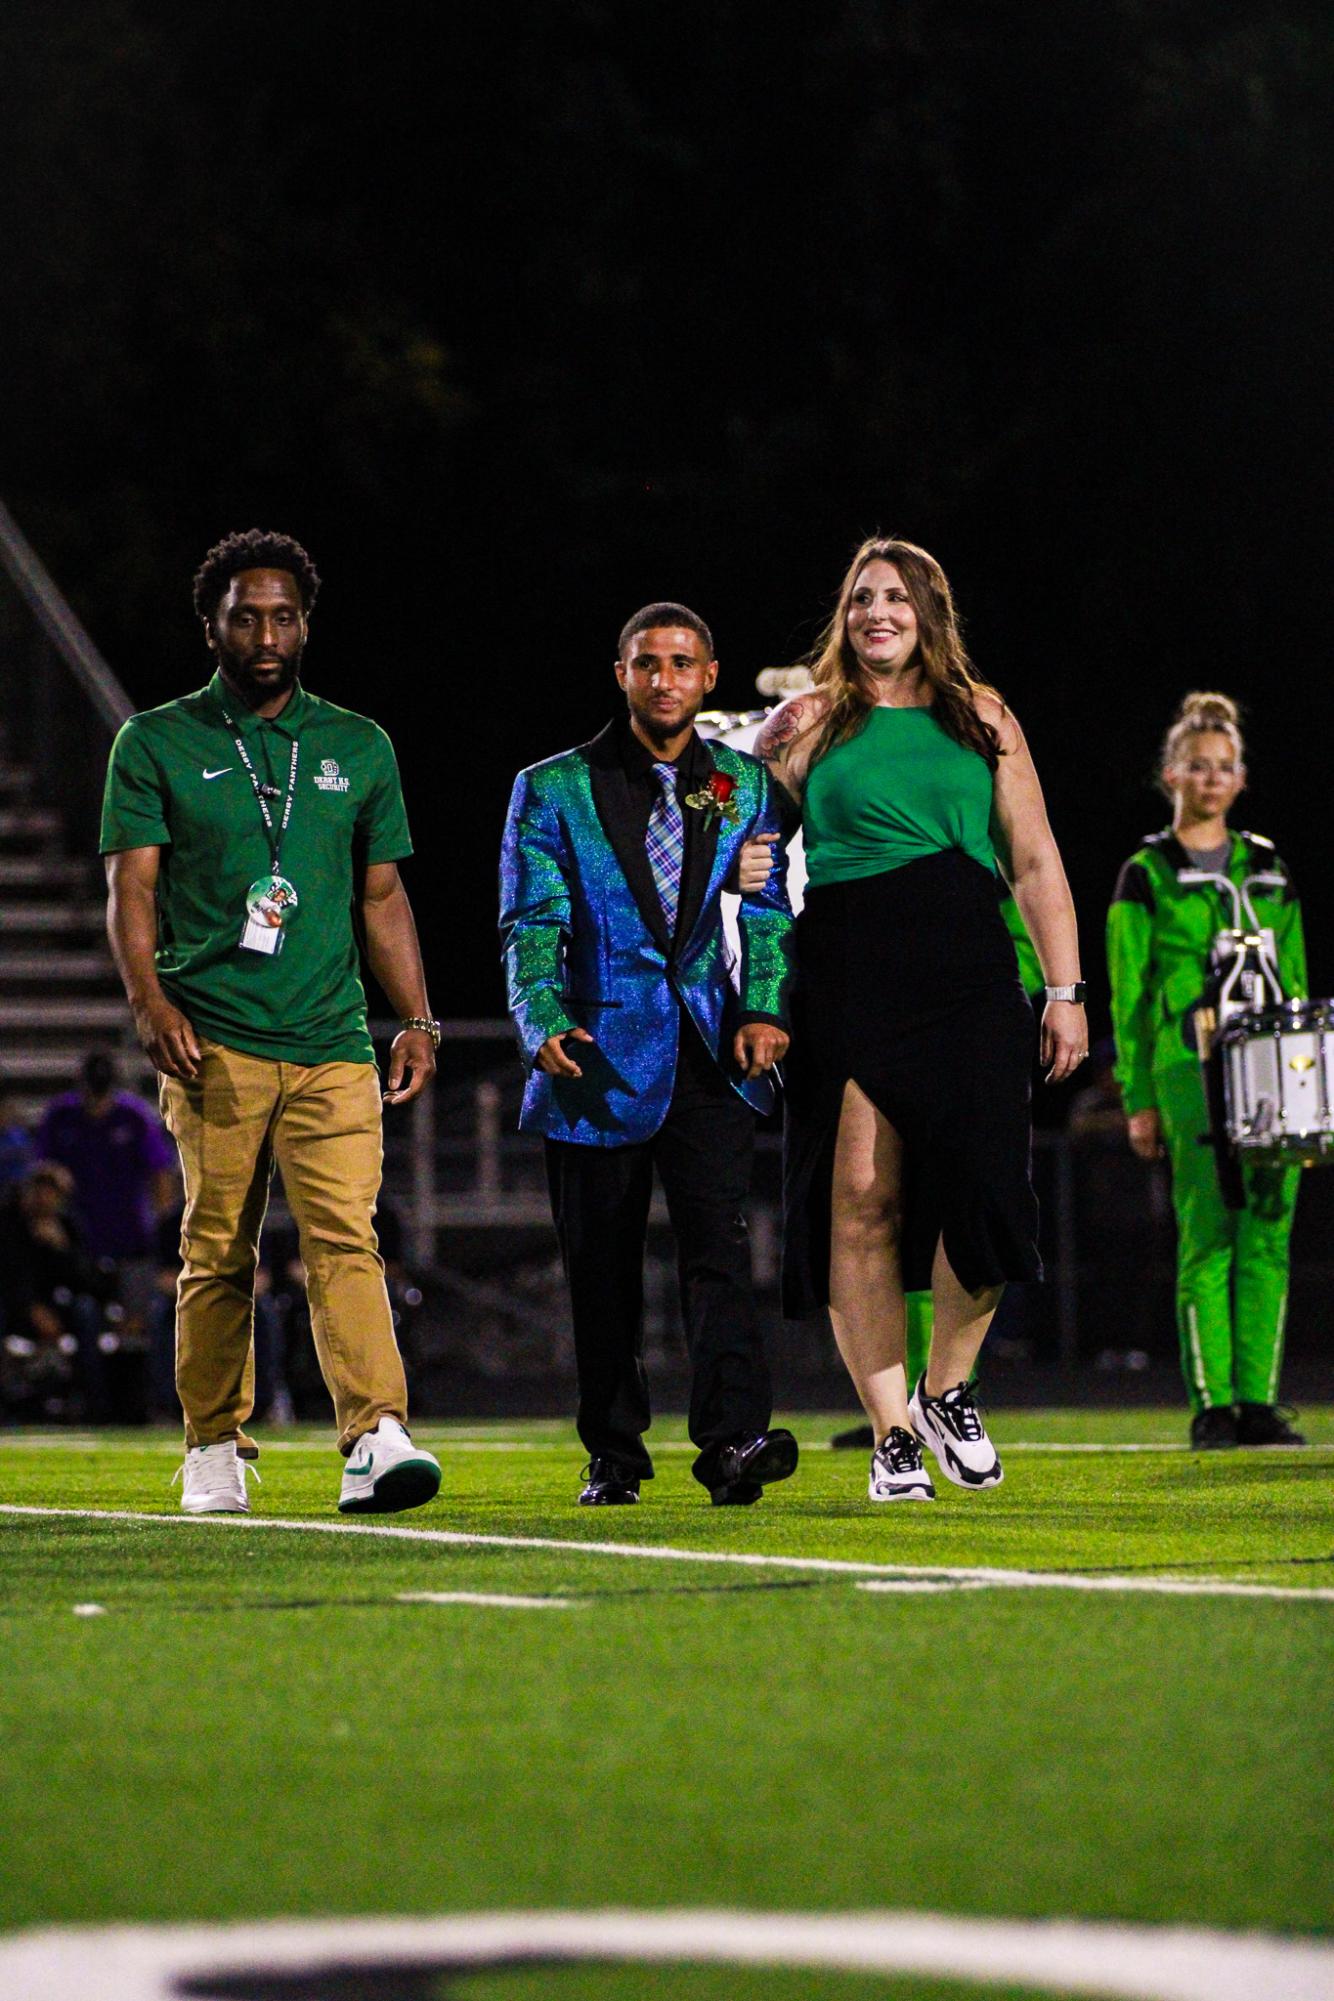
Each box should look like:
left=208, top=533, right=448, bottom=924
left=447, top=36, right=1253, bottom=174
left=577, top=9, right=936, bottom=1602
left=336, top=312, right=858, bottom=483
left=192, top=530, right=321, bottom=623
left=617, top=600, right=714, bottom=660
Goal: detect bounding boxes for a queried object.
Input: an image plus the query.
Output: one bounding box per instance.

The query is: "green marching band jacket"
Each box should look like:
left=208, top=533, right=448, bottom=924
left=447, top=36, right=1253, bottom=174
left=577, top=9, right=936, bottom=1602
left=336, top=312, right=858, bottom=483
left=1107, top=829, right=1308, bottom=1118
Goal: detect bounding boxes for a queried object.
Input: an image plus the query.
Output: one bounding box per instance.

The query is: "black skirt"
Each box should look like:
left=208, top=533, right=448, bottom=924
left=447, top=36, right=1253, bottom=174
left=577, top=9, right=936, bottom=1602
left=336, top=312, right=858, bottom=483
left=782, top=849, right=1042, bottom=1314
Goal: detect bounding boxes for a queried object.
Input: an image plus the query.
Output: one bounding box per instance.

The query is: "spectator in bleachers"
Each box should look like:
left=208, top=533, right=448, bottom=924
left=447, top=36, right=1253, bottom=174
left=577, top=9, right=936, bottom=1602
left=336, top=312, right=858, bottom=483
left=0, top=1161, right=111, bottom=1421
left=36, top=1049, right=177, bottom=1335
left=0, top=1076, right=35, bottom=1192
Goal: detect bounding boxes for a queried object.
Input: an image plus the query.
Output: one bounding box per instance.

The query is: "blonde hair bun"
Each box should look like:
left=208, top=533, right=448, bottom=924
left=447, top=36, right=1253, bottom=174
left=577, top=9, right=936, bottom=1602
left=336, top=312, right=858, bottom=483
left=1158, top=689, right=1245, bottom=793
left=1175, top=690, right=1240, bottom=730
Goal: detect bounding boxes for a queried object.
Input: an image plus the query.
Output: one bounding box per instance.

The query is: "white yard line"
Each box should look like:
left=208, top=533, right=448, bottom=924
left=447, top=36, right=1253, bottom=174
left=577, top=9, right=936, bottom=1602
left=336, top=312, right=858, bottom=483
left=856, top=1574, right=1331, bottom=1601
left=1002, top=1442, right=1183, bottom=1453
left=396, top=1590, right=581, bottom=1609
left=2, top=1504, right=1330, bottom=1602
left=0, top=1908, right=1331, bottom=2001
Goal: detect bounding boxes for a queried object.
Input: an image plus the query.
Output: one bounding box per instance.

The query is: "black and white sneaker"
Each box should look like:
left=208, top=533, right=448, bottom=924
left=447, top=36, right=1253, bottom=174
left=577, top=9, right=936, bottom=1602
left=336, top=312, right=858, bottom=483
left=868, top=1427, right=935, bottom=1502
left=909, top=1375, right=1003, bottom=1489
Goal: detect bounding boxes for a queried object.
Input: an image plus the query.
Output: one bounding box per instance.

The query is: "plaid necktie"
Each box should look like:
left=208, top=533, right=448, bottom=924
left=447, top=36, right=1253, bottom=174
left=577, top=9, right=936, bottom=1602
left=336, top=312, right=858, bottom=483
left=645, top=760, right=685, bottom=932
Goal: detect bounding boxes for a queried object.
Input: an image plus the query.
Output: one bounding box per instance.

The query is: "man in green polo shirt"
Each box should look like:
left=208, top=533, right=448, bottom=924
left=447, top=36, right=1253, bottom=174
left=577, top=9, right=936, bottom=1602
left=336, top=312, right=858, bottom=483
left=102, top=528, right=442, bottom=1518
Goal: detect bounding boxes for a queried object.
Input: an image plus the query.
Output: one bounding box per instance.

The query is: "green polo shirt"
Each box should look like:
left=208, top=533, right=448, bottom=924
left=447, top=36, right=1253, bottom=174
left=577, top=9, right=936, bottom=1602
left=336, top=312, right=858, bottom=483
left=100, top=671, right=412, bottom=1064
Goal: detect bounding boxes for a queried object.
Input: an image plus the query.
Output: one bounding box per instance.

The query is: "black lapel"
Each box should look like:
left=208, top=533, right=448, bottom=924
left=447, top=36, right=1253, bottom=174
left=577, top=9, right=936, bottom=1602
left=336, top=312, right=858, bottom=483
left=1145, top=830, right=1193, bottom=876
left=674, top=739, right=723, bottom=950
left=585, top=722, right=673, bottom=955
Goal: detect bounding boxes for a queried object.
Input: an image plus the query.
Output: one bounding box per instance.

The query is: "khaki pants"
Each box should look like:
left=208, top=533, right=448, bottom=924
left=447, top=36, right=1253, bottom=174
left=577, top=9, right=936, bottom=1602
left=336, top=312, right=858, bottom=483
left=159, top=1039, right=408, bottom=1454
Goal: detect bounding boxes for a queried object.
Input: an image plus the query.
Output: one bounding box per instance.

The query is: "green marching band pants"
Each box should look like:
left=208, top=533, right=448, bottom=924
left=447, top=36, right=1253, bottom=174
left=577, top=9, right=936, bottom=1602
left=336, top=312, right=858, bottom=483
left=906, top=1293, right=932, bottom=1389
left=1107, top=828, right=1308, bottom=1414
left=1154, top=1059, right=1299, bottom=1412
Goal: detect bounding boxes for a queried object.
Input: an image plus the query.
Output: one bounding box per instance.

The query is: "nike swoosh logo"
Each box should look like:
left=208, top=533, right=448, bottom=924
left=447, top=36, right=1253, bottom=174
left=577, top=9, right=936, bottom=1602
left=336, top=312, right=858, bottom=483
left=202, top=768, right=233, bottom=780
left=346, top=1456, right=374, bottom=1477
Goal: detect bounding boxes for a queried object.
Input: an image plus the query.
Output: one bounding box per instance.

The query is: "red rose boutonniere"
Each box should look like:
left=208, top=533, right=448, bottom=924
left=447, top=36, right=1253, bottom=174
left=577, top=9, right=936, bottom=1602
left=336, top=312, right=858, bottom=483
left=684, top=768, right=742, bottom=828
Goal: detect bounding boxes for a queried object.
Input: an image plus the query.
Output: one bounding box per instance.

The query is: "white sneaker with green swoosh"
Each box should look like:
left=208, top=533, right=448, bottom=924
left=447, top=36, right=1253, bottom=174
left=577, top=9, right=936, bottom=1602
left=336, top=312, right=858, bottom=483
left=176, top=1439, right=254, bottom=1514
left=337, top=1417, right=441, bottom=1515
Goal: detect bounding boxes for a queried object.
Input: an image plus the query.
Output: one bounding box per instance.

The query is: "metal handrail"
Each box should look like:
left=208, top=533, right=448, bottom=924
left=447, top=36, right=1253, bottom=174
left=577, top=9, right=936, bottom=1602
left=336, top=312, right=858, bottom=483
left=0, top=497, right=133, bottom=733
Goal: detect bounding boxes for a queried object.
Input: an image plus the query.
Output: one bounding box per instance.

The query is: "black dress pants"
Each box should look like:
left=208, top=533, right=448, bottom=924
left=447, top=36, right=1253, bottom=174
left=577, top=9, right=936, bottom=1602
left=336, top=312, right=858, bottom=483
left=544, top=1021, right=772, bottom=1483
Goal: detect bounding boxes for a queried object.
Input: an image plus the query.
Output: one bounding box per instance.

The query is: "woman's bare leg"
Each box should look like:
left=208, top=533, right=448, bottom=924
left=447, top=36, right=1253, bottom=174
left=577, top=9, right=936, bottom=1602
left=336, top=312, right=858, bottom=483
left=925, top=1236, right=1003, bottom=1394
left=828, top=1080, right=911, bottom=1439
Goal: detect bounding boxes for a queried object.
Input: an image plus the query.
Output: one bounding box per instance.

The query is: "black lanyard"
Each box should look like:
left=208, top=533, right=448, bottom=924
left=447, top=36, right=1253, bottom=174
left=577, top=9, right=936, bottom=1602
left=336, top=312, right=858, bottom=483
left=217, top=704, right=300, bottom=874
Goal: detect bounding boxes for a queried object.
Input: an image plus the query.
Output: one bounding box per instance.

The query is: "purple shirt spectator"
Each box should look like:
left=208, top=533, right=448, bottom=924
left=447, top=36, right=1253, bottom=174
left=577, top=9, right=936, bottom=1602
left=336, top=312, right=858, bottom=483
left=36, top=1086, right=176, bottom=1260
left=0, top=1118, right=34, bottom=1191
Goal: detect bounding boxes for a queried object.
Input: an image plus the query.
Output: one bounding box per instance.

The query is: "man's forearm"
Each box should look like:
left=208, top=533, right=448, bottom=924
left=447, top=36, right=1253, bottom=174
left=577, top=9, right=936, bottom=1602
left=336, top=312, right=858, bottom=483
left=105, top=853, right=200, bottom=1078
left=107, top=874, right=166, bottom=1010
left=362, top=882, right=432, bottom=1020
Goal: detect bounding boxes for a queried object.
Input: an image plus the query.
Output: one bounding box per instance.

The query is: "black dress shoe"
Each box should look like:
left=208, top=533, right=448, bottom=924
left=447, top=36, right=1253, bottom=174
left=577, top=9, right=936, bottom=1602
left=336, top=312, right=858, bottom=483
left=1190, top=1406, right=1238, bottom=1450
left=830, top=1423, right=874, bottom=1451
left=1236, top=1403, right=1306, bottom=1446
left=706, top=1427, right=799, bottom=1503
left=578, top=1457, right=641, bottom=1506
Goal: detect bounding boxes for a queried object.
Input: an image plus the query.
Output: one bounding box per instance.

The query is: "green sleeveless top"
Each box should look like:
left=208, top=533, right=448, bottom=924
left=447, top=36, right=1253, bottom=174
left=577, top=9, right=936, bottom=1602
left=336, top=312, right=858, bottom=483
left=803, top=706, right=996, bottom=888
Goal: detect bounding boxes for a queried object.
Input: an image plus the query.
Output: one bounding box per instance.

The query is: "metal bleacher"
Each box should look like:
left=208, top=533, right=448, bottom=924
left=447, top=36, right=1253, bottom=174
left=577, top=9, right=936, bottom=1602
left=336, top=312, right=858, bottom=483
left=0, top=500, right=138, bottom=1123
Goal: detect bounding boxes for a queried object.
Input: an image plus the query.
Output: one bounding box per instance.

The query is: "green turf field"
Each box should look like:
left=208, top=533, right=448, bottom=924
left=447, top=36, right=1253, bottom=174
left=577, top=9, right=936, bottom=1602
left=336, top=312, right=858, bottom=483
left=2, top=1410, right=1332, bottom=2001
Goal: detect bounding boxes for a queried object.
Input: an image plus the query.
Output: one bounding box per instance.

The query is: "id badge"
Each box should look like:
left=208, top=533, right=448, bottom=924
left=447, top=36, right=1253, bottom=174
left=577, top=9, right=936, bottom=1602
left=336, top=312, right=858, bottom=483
left=239, top=874, right=298, bottom=956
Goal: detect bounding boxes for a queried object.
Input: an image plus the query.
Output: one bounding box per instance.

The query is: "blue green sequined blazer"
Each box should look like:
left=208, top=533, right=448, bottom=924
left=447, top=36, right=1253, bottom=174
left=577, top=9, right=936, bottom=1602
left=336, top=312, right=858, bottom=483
left=499, top=721, right=794, bottom=1145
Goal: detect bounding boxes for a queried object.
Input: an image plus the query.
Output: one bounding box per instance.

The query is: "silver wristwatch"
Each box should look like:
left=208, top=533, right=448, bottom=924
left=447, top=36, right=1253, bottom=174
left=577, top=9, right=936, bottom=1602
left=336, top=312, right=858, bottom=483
left=1044, top=983, right=1087, bottom=1004
left=400, top=1015, right=442, bottom=1048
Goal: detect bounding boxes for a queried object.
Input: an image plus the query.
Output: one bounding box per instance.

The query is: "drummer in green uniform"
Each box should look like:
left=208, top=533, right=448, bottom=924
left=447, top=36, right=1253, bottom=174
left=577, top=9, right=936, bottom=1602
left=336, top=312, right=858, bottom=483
left=1107, top=692, right=1307, bottom=1448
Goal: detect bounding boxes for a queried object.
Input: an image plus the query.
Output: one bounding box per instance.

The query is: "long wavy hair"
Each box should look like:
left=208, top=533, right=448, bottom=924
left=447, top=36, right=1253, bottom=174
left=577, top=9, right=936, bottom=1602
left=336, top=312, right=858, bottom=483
left=803, top=537, right=1004, bottom=771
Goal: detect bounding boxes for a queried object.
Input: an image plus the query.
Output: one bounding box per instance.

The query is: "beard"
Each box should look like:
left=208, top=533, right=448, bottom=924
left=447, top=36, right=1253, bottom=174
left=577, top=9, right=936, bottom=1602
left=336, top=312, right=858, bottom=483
left=216, top=641, right=303, bottom=707
left=635, top=713, right=676, bottom=747
left=629, top=694, right=696, bottom=746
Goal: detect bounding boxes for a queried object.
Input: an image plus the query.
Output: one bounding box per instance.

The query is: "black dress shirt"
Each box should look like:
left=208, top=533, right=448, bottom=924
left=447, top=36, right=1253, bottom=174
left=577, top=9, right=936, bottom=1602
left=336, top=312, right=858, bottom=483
left=614, top=714, right=714, bottom=934
left=613, top=712, right=712, bottom=846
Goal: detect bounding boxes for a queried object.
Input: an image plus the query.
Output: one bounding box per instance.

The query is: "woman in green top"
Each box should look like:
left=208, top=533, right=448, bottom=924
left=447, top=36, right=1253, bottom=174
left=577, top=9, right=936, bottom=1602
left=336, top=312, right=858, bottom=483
left=757, top=537, right=1086, bottom=1501
left=1107, top=692, right=1306, bottom=1449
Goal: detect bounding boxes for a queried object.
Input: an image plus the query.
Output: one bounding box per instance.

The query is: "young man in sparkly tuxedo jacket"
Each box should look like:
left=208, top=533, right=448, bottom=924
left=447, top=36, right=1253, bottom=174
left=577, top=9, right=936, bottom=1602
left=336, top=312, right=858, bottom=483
left=500, top=602, right=798, bottom=1506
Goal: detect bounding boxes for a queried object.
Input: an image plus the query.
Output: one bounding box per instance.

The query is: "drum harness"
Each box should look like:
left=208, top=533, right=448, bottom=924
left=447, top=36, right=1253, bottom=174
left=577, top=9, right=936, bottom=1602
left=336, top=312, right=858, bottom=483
left=1181, top=867, right=1287, bottom=1036
left=1183, top=867, right=1331, bottom=1191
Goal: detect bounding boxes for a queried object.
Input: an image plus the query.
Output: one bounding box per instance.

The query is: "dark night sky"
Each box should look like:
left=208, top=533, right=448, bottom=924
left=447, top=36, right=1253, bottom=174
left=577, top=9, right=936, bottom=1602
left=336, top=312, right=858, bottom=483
left=2, top=0, right=1331, bottom=1023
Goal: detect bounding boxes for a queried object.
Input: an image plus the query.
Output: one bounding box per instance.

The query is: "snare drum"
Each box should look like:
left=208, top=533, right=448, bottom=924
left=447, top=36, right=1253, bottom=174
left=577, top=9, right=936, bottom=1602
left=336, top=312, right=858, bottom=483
left=1218, top=999, right=1334, bottom=1163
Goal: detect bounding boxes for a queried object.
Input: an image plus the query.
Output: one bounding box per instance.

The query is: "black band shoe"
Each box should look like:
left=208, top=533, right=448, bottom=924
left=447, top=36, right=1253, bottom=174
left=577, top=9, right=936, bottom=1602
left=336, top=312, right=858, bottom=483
left=578, top=1457, right=641, bottom=1505
left=704, top=1427, right=799, bottom=1504
left=1190, top=1406, right=1238, bottom=1450
left=1236, top=1403, right=1306, bottom=1447
left=831, top=1423, right=875, bottom=1451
